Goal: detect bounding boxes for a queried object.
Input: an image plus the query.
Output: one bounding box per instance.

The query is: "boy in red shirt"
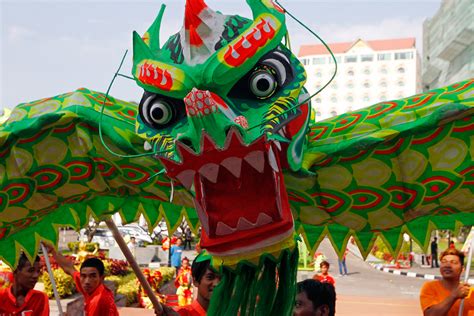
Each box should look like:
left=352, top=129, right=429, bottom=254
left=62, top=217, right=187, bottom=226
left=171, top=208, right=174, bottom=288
left=47, top=245, right=119, bottom=316
left=313, top=261, right=335, bottom=286
left=0, top=254, right=49, bottom=316
left=157, top=254, right=221, bottom=316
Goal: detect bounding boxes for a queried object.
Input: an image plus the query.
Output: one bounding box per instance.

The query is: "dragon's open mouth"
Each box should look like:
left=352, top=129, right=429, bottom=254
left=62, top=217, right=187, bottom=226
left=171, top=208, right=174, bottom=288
left=160, top=128, right=294, bottom=255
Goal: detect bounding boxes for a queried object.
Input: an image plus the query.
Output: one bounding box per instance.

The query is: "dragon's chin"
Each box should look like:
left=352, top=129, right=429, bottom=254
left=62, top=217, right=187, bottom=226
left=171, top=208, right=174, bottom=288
left=160, top=128, right=295, bottom=256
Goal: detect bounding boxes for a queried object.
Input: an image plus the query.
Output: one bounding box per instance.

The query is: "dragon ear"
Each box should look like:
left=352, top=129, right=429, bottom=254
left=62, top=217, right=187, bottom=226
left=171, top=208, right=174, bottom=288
left=143, top=4, right=166, bottom=53
left=133, top=31, right=154, bottom=63
left=247, top=0, right=285, bottom=21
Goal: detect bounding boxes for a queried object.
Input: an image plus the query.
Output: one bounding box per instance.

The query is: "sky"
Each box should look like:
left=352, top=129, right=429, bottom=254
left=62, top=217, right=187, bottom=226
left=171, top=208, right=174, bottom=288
left=1, top=0, right=443, bottom=110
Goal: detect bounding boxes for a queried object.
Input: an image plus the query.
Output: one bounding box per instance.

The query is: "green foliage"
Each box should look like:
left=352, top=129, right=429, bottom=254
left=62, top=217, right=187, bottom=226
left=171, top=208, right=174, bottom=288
left=67, top=242, right=99, bottom=253
left=117, top=278, right=139, bottom=306
left=42, top=270, right=76, bottom=298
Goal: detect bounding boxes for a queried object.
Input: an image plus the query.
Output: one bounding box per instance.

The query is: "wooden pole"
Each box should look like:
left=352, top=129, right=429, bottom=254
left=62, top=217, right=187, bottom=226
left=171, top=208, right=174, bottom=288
left=40, top=243, right=64, bottom=315
left=105, top=219, right=163, bottom=314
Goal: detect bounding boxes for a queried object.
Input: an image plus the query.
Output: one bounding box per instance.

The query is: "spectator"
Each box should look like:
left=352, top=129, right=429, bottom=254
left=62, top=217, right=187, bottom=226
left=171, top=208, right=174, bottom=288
left=313, top=252, right=327, bottom=274
left=46, top=244, right=119, bottom=316
left=0, top=253, right=49, bottom=315
left=313, top=261, right=335, bottom=286
left=338, top=249, right=348, bottom=276
left=170, top=238, right=184, bottom=273
left=294, top=279, right=336, bottom=316
left=184, top=228, right=193, bottom=250
left=128, top=236, right=138, bottom=258
left=431, top=237, right=439, bottom=268
left=420, top=248, right=473, bottom=315
left=157, top=253, right=221, bottom=316
left=449, top=241, right=456, bottom=249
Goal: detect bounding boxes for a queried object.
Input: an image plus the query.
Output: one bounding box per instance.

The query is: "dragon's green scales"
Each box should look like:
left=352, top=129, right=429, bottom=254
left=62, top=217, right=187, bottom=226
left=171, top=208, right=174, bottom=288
left=0, top=0, right=473, bottom=314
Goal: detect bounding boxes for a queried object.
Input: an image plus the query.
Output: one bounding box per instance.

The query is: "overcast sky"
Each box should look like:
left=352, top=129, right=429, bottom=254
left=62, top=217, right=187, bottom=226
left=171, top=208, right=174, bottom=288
left=1, top=0, right=442, bottom=110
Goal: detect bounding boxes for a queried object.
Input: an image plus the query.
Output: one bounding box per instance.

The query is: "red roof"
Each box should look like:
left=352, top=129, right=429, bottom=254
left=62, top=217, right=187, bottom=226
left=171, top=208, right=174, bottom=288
left=298, top=38, right=416, bottom=57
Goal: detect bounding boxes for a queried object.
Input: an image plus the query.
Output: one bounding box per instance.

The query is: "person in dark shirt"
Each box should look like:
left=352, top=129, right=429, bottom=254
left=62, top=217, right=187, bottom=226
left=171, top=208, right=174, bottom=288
left=431, top=237, right=439, bottom=268
left=294, top=279, right=336, bottom=316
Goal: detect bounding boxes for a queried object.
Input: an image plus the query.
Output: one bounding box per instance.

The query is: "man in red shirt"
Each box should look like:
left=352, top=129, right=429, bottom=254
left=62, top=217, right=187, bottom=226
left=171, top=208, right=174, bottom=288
left=313, top=261, right=335, bottom=286
left=46, top=245, right=119, bottom=316
left=0, top=253, right=49, bottom=316
left=157, top=254, right=221, bottom=316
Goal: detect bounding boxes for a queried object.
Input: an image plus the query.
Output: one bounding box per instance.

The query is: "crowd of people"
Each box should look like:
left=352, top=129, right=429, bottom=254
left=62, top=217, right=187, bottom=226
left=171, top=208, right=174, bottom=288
left=0, top=236, right=472, bottom=315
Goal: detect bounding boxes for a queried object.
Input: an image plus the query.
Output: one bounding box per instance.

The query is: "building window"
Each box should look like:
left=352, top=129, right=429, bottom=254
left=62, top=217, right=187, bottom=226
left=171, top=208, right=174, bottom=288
left=380, top=80, right=387, bottom=87
left=377, top=53, right=391, bottom=61
left=347, top=81, right=354, bottom=89
left=330, top=110, right=337, bottom=116
left=397, top=80, right=405, bottom=87
left=346, top=96, right=354, bottom=102
left=329, top=56, right=342, bottom=64
left=363, top=81, right=370, bottom=88
left=301, top=58, right=309, bottom=65
left=395, top=52, right=413, bottom=60
left=344, top=55, right=357, bottom=63
left=312, top=57, right=326, bottom=65
left=363, top=68, right=371, bottom=75
left=347, top=69, right=355, bottom=76
left=363, top=95, right=370, bottom=102
left=361, top=54, right=374, bottom=62
left=315, top=98, right=322, bottom=103
left=380, top=95, right=387, bottom=101
left=398, top=67, right=405, bottom=73
left=380, top=67, right=388, bottom=74
left=330, top=96, right=337, bottom=103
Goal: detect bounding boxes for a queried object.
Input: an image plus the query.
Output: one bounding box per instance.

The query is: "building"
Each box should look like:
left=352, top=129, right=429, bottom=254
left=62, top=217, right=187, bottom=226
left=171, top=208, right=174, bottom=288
left=299, top=38, right=421, bottom=121
left=422, top=0, right=474, bottom=91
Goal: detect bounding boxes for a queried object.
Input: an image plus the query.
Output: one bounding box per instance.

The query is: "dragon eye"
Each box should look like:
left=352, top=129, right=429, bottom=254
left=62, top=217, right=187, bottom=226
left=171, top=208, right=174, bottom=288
left=139, top=93, right=182, bottom=129
left=249, top=67, right=277, bottom=99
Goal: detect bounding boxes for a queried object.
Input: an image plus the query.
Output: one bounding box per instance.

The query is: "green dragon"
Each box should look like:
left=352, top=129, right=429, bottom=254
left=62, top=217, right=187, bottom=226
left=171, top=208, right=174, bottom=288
left=0, top=0, right=473, bottom=314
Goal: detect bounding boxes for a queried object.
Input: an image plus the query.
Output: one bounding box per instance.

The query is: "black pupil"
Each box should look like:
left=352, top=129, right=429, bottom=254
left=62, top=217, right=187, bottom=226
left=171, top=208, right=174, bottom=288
left=257, top=77, right=270, bottom=92
left=151, top=106, right=164, bottom=121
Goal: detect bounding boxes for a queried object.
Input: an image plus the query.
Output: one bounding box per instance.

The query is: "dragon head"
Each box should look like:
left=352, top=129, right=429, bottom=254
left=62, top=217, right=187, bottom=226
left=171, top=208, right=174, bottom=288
left=133, top=0, right=310, bottom=257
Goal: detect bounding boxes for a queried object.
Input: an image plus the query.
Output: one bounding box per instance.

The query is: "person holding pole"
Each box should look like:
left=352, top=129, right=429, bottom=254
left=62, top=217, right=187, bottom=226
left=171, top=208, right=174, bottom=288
left=420, top=248, right=474, bottom=315
left=0, top=253, right=49, bottom=316
left=45, top=244, right=119, bottom=316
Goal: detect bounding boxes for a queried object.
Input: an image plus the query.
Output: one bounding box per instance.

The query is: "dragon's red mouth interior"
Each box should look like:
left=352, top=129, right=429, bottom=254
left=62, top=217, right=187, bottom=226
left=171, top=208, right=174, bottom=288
left=195, top=143, right=283, bottom=238
left=159, top=129, right=293, bottom=254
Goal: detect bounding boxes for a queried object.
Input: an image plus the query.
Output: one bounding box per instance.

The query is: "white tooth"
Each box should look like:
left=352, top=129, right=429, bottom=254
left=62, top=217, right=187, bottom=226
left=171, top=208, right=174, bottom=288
left=268, top=147, right=279, bottom=173
left=199, top=163, right=220, bottom=183
left=256, top=213, right=273, bottom=226
left=153, top=68, right=158, bottom=79
left=274, top=172, right=283, bottom=218
left=237, top=217, right=255, bottom=231
left=244, top=151, right=265, bottom=173
left=274, top=141, right=281, bottom=151
left=193, top=199, right=209, bottom=234
left=144, top=141, right=152, bottom=151
left=176, top=169, right=195, bottom=190
left=278, top=129, right=285, bottom=137
left=221, top=157, right=243, bottom=178
left=216, top=221, right=235, bottom=236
